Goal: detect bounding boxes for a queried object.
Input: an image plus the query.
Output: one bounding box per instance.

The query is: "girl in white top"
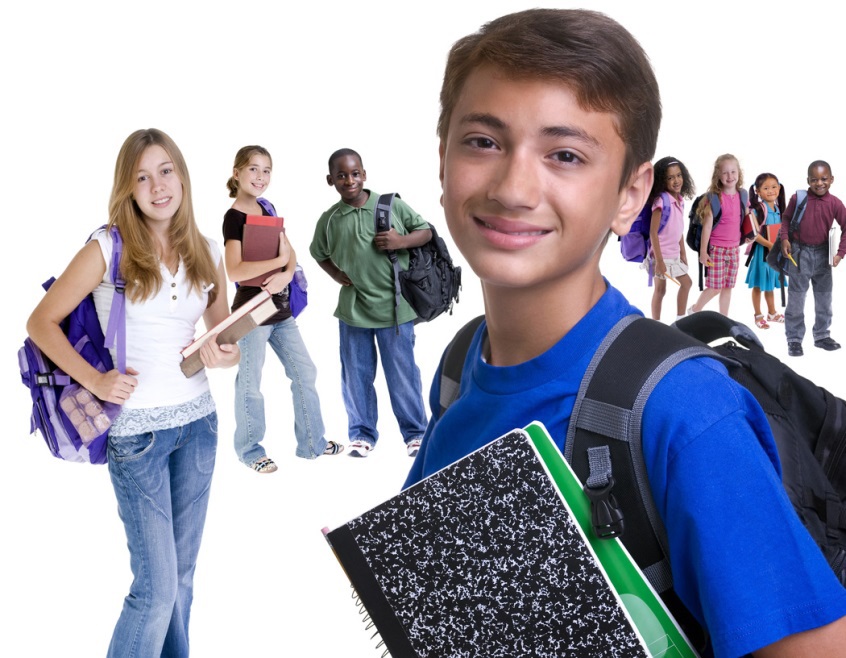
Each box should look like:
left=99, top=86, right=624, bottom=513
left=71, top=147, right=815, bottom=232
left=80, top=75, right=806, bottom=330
left=27, top=128, right=239, bottom=656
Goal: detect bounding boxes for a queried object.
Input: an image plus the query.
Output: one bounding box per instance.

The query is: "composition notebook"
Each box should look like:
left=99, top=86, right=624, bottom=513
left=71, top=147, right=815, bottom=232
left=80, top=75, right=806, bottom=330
left=323, top=422, right=698, bottom=658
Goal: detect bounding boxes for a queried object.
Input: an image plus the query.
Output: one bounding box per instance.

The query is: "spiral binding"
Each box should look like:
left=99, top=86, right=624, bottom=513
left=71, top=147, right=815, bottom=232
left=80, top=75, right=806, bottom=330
left=350, top=584, right=391, bottom=657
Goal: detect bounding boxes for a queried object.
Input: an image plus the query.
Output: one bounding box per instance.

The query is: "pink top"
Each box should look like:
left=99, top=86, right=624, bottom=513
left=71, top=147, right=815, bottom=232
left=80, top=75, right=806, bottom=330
left=651, top=193, right=684, bottom=259
left=710, top=191, right=743, bottom=248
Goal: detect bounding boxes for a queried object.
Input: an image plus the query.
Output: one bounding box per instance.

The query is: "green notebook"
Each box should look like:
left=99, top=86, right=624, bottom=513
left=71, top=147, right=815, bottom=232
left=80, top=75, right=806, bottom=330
left=524, top=421, right=697, bottom=658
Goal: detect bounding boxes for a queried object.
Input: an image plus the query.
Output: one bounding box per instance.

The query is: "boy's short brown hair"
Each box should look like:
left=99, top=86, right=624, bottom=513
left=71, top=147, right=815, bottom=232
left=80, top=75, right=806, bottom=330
left=437, top=9, right=661, bottom=188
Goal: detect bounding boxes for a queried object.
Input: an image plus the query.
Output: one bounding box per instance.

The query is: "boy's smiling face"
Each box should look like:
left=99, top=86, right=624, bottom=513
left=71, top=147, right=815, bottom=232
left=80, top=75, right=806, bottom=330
left=808, top=164, right=833, bottom=197
left=439, top=66, right=649, bottom=294
left=327, top=154, right=368, bottom=207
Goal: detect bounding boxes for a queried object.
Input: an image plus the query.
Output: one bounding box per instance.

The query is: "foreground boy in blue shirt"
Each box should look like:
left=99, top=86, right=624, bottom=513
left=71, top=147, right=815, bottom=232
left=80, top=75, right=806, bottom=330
left=405, top=9, right=846, bottom=657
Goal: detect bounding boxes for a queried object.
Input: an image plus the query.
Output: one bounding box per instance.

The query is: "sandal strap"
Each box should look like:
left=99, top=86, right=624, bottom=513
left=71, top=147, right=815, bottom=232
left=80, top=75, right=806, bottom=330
left=252, top=457, right=277, bottom=472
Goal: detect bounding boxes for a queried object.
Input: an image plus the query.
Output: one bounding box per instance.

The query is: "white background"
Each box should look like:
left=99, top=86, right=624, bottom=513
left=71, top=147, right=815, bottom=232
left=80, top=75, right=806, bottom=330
left=2, top=1, right=844, bottom=655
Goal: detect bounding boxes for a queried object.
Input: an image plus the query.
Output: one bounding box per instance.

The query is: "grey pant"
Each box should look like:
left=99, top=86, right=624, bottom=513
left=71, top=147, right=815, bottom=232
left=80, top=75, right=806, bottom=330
left=785, top=243, right=834, bottom=343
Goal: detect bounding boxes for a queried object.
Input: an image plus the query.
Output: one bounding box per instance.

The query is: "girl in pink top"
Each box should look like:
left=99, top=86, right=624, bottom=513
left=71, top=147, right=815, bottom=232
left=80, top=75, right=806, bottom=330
left=646, top=156, right=695, bottom=321
left=689, top=154, right=749, bottom=316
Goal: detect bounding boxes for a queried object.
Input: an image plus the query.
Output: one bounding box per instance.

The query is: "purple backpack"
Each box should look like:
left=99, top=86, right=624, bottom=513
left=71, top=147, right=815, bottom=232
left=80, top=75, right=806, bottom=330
left=256, top=197, right=308, bottom=317
left=18, top=227, right=126, bottom=464
left=620, top=192, right=672, bottom=263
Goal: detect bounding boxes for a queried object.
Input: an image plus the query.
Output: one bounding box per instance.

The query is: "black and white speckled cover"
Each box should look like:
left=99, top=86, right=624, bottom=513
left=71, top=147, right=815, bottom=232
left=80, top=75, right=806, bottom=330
left=328, top=430, right=647, bottom=658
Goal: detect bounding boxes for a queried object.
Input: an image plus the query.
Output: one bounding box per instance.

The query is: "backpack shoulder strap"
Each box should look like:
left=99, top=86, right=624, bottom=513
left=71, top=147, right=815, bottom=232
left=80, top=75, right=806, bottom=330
left=374, top=193, right=397, bottom=233
left=374, top=193, right=402, bottom=327
left=708, top=192, right=722, bottom=224
left=790, top=190, right=809, bottom=237
left=91, top=226, right=127, bottom=374
left=657, top=192, right=672, bottom=233
left=563, top=315, right=716, bottom=591
left=256, top=197, right=277, bottom=217
left=438, top=315, right=485, bottom=416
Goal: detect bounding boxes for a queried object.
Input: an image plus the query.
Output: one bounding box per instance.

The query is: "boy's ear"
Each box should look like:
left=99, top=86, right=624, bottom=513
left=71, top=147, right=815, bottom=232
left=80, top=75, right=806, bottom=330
left=610, top=162, right=654, bottom=237
left=438, top=141, right=446, bottom=185
left=326, top=174, right=334, bottom=186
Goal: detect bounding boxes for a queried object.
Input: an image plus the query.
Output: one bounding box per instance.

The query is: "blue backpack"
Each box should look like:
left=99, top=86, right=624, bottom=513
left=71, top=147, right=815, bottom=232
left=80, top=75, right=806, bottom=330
left=255, top=197, right=308, bottom=317
left=620, top=192, right=672, bottom=263
left=18, top=227, right=126, bottom=464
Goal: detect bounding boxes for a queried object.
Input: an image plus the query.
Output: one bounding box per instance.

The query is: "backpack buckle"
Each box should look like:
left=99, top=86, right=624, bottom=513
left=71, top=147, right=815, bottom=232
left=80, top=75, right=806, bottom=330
left=584, top=476, right=625, bottom=539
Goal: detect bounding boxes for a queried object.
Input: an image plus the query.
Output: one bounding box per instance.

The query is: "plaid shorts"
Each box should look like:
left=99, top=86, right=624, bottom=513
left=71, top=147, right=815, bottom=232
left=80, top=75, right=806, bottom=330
left=705, top=244, right=739, bottom=289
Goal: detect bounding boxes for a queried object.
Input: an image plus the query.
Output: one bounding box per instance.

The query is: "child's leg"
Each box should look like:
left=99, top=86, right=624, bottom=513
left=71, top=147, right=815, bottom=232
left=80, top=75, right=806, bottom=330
left=764, top=290, right=778, bottom=317
left=233, top=325, right=273, bottom=466
left=810, top=248, right=835, bottom=341
left=268, top=317, right=328, bottom=459
left=691, top=287, right=719, bottom=312
left=718, top=288, right=733, bottom=316
left=338, top=320, right=380, bottom=446
left=374, top=321, right=428, bottom=444
left=651, top=278, right=666, bottom=321
left=785, top=254, right=810, bottom=344
left=751, top=287, right=763, bottom=317
left=677, top=274, right=692, bottom=317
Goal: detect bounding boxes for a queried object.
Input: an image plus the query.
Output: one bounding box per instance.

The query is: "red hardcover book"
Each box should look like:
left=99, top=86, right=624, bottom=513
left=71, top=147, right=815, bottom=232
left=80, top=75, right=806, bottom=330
left=240, top=216, right=285, bottom=286
left=741, top=213, right=758, bottom=243
left=246, top=215, right=284, bottom=228
left=766, top=222, right=782, bottom=244
left=180, top=290, right=275, bottom=377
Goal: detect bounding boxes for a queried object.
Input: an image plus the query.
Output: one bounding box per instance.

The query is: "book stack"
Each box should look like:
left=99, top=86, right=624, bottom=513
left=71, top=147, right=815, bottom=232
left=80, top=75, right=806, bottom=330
left=324, top=422, right=698, bottom=657
left=179, top=290, right=275, bottom=377
left=240, top=215, right=284, bottom=287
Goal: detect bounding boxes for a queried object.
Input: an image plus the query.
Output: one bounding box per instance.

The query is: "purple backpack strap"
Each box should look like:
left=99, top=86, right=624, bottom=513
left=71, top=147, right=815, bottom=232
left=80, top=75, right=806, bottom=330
left=256, top=197, right=276, bottom=216
left=657, top=192, right=672, bottom=233
left=102, top=226, right=127, bottom=374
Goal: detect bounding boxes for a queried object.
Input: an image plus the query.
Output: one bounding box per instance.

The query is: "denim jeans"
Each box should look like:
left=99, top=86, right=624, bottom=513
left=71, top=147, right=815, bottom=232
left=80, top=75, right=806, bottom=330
left=234, top=317, right=327, bottom=464
left=785, top=244, right=834, bottom=343
left=107, top=412, right=217, bottom=658
left=338, top=320, right=428, bottom=446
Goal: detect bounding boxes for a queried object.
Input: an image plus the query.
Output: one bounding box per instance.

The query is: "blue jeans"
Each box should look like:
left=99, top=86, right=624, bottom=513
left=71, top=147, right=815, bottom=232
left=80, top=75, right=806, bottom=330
left=234, top=317, right=327, bottom=464
left=785, top=244, right=834, bottom=343
left=338, top=320, right=428, bottom=446
left=107, top=412, right=218, bottom=658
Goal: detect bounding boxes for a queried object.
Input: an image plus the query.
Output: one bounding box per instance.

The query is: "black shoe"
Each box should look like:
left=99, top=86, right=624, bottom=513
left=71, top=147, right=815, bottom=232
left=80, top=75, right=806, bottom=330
left=814, top=337, right=842, bottom=351
left=787, top=342, right=804, bottom=357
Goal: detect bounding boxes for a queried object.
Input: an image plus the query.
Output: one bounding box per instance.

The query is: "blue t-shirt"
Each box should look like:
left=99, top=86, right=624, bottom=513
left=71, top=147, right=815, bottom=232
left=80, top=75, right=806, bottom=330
left=405, top=284, right=846, bottom=657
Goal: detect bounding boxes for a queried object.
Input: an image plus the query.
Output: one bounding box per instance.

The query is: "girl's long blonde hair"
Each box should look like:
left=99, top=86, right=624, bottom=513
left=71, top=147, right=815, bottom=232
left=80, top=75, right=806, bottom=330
left=108, top=128, right=217, bottom=306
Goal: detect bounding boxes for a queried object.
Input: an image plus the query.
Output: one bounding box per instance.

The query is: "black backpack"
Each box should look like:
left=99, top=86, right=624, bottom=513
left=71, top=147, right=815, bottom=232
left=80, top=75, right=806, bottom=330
left=375, top=193, right=461, bottom=324
left=440, top=310, right=846, bottom=651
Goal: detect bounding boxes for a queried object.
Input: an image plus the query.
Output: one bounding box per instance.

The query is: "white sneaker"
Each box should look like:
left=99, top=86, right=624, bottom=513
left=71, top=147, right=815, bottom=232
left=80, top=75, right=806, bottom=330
left=348, top=440, right=373, bottom=458
left=406, top=438, right=422, bottom=457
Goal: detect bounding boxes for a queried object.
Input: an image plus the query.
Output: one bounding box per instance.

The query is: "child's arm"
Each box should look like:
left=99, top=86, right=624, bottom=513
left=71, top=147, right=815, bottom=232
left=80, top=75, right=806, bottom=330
left=648, top=208, right=665, bottom=275
left=223, top=230, right=292, bottom=285
left=698, top=199, right=714, bottom=267
left=316, top=259, right=352, bottom=286
left=754, top=615, right=846, bottom=657
left=199, top=259, right=240, bottom=370
left=374, top=227, right=432, bottom=252
left=258, top=243, right=296, bottom=294
left=750, top=212, right=773, bottom=250
left=26, top=241, right=139, bottom=404
left=679, top=235, right=688, bottom=265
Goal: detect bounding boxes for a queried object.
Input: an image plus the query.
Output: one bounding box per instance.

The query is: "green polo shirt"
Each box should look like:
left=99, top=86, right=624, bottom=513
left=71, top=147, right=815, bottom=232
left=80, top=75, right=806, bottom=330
left=310, top=190, right=430, bottom=328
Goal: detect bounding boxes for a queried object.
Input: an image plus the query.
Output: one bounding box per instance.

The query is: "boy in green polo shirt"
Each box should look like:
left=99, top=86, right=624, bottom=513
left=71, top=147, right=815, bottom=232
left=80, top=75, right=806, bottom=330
left=310, top=148, right=432, bottom=458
